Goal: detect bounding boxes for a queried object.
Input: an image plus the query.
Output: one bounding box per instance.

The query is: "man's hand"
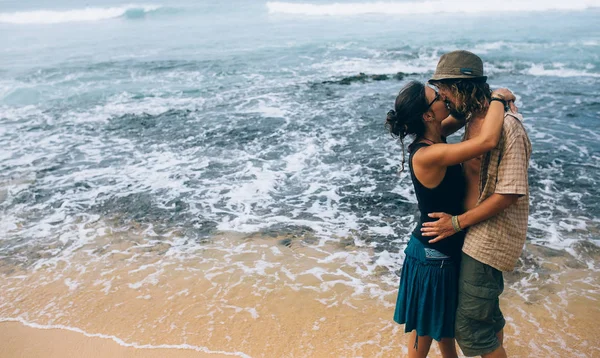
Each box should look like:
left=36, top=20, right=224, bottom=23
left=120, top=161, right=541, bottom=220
left=421, top=212, right=457, bottom=243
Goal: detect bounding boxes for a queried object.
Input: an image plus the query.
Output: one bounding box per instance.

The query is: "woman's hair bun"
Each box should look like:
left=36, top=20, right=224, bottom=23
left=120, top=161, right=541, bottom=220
left=385, top=81, right=429, bottom=171
left=386, top=109, right=397, bottom=121
left=385, top=109, right=401, bottom=138
left=385, top=81, right=427, bottom=140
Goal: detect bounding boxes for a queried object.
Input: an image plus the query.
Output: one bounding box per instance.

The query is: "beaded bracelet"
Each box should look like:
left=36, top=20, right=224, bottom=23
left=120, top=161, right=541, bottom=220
left=451, top=215, right=463, bottom=233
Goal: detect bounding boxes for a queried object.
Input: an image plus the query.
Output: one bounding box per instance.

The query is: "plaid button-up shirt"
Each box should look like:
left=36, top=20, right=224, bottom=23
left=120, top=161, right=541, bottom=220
left=462, top=112, right=532, bottom=272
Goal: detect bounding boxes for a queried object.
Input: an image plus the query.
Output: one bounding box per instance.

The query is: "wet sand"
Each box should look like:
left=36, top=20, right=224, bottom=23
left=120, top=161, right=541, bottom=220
left=1, top=285, right=598, bottom=358
left=0, top=321, right=230, bottom=358
left=0, top=231, right=599, bottom=358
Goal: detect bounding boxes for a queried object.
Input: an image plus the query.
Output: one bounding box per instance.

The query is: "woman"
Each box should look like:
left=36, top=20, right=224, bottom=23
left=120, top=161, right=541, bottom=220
left=385, top=81, right=514, bottom=358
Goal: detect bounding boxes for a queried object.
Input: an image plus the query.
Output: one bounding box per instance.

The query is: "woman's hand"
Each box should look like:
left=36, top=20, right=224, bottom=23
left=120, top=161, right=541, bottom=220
left=421, top=212, right=457, bottom=243
left=492, top=88, right=519, bottom=113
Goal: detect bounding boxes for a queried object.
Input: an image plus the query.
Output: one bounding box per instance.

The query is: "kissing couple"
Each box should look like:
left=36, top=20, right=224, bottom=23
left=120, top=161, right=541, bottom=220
left=387, top=50, right=531, bottom=358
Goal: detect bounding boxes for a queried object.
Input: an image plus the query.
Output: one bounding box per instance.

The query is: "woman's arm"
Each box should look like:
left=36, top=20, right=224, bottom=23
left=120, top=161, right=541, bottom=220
left=440, top=88, right=515, bottom=138
left=415, top=93, right=506, bottom=168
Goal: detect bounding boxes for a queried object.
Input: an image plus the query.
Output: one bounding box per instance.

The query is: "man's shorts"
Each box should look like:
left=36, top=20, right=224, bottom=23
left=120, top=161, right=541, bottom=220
left=455, top=253, right=506, bottom=357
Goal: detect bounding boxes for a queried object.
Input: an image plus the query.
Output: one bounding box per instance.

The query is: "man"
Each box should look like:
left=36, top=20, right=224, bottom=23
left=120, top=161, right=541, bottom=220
left=421, top=50, right=532, bottom=358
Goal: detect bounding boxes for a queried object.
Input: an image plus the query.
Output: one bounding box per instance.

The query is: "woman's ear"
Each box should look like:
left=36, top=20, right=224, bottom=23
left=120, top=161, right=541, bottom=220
left=423, top=111, right=435, bottom=123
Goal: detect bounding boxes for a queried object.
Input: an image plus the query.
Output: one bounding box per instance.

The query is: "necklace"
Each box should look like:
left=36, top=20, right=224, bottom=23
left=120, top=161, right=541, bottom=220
left=420, top=137, right=442, bottom=145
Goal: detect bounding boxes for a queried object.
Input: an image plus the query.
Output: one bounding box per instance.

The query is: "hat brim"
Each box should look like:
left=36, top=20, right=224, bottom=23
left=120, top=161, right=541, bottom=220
left=429, top=74, right=487, bottom=82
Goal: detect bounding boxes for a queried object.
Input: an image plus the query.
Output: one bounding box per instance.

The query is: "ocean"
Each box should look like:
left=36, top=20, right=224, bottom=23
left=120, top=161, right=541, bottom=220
left=1, top=1, right=599, bottom=357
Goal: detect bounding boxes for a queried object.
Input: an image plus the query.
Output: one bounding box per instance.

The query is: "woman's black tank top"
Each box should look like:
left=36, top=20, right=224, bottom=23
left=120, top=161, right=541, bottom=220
left=409, top=142, right=466, bottom=258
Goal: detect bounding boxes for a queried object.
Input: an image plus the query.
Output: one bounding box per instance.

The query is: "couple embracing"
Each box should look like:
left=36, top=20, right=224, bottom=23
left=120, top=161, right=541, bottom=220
left=386, top=51, right=531, bottom=358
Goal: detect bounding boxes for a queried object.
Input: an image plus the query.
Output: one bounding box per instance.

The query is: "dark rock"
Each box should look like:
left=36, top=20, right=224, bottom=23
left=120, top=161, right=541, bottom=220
left=278, top=238, right=293, bottom=247
left=370, top=74, right=389, bottom=81
left=320, top=72, right=410, bottom=86
left=74, top=182, right=92, bottom=190
left=339, top=73, right=368, bottom=85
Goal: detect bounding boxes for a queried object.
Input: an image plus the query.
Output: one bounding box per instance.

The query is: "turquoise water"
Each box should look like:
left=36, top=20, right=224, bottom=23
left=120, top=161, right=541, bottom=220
left=0, top=0, right=599, bottom=267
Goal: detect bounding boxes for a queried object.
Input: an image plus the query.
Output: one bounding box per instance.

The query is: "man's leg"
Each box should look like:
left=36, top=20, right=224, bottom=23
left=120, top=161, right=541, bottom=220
left=484, top=300, right=507, bottom=357
left=497, top=329, right=504, bottom=345
left=454, top=253, right=506, bottom=357
left=494, top=301, right=505, bottom=346
left=482, top=345, right=507, bottom=358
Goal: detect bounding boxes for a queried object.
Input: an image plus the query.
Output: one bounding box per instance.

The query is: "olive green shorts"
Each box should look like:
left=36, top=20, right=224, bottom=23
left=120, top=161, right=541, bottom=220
left=455, top=253, right=506, bottom=357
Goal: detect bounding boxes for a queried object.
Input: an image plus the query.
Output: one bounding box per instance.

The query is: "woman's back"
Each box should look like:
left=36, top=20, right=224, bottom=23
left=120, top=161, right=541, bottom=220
left=409, top=142, right=466, bottom=257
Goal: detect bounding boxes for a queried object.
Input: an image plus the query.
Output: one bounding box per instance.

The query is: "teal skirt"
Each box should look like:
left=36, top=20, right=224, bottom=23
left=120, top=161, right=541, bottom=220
left=393, top=236, right=460, bottom=341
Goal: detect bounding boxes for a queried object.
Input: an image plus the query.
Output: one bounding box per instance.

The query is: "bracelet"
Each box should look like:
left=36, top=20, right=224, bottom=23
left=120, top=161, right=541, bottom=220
left=490, top=97, right=510, bottom=112
left=490, top=97, right=507, bottom=106
left=451, top=216, right=463, bottom=233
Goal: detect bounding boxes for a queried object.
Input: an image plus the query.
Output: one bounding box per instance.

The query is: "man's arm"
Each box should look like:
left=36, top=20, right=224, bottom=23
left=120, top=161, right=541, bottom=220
left=422, top=116, right=529, bottom=242
left=421, top=193, right=519, bottom=243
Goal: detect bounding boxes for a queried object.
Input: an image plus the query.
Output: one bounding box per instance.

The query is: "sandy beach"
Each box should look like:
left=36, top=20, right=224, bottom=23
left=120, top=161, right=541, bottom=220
left=1, top=230, right=599, bottom=358
left=0, top=321, right=230, bottom=358
left=2, top=298, right=599, bottom=358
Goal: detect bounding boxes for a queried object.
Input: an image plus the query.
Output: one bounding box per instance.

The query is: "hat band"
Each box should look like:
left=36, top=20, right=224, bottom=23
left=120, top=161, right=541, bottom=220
left=434, top=67, right=484, bottom=77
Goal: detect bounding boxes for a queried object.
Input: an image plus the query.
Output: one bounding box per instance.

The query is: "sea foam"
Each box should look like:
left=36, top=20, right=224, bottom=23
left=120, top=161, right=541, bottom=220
left=0, top=4, right=165, bottom=24
left=266, top=0, right=600, bottom=16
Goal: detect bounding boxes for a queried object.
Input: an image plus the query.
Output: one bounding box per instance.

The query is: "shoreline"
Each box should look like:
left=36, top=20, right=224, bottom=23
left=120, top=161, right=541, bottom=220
left=0, top=231, right=599, bottom=357
left=2, top=279, right=599, bottom=358
left=0, top=321, right=234, bottom=358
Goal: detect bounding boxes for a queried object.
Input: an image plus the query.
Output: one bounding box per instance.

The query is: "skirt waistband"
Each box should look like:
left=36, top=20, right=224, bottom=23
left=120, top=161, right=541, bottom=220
left=404, top=236, right=456, bottom=264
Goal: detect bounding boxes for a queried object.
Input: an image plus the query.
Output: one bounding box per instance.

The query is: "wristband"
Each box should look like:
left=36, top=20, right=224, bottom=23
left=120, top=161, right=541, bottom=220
left=491, top=97, right=510, bottom=112
left=490, top=97, right=507, bottom=106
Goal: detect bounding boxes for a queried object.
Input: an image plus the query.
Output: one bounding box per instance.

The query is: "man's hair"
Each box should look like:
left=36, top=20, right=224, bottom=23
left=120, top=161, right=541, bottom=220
left=430, top=79, right=491, bottom=117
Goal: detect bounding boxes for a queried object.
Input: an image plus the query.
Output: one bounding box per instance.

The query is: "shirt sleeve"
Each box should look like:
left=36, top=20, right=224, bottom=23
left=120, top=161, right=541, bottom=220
left=495, top=123, right=530, bottom=196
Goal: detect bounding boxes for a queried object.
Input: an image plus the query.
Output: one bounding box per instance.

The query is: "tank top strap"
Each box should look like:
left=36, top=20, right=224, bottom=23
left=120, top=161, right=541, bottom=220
left=408, top=142, right=431, bottom=177
left=409, top=142, right=431, bottom=159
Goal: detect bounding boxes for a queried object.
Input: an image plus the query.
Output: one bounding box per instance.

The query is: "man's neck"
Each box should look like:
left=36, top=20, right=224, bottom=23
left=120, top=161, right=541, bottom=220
left=464, top=108, right=487, bottom=131
left=472, top=105, right=489, bottom=122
